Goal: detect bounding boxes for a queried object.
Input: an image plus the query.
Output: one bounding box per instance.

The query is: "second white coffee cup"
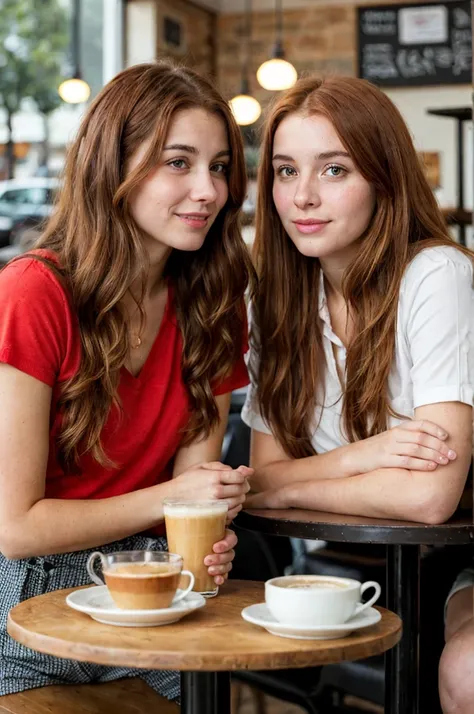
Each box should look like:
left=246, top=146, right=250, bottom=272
left=265, top=575, right=381, bottom=627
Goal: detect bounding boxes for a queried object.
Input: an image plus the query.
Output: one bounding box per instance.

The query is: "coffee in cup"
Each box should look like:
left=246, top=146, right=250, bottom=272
left=86, top=551, right=194, bottom=610
left=163, top=499, right=228, bottom=597
left=265, top=575, right=381, bottom=627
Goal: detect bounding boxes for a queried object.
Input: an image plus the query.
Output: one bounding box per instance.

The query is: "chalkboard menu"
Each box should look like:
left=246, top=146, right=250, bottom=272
left=357, top=2, right=472, bottom=86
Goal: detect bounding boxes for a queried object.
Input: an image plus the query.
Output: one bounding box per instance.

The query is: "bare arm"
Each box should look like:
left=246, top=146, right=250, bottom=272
left=250, top=416, right=453, bottom=492
left=173, top=393, right=231, bottom=475
left=248, top=403, right=472, bottom=524
left=250, top=431, right=361, bottom=491
left=0, top=366, right=248, bottom=559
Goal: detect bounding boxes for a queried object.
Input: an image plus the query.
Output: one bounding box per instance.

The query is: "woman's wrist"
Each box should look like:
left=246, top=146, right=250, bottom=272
left=339, top=441, right=366, bottom=477
left=148, top=479, right=176, bottom=523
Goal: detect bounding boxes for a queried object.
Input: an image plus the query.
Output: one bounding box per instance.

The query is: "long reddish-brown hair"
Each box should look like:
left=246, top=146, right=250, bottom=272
left=252, top=75, right=473, bottom=458
left=18, top=61, right=255, bottom=469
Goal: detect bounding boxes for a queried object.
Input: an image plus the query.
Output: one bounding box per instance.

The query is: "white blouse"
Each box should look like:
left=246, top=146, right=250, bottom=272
left=241, top=246, right=474, bottom=454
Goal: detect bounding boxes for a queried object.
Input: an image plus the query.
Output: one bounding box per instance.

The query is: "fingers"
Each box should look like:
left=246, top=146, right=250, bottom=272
left=200, top=462, right=233, bottom=471
left=400, top=420, right=448, bottom=440
left=394, top=456, right=439, bottom=471
left=226, top=505, right=243, bottom=523
left=205, top=550, right=235, bottom=567
left=219, top=470, right=251, bottom=486
left=396, top=443, right=455, bottom=466
left=236, top=465, right=254, bottom=477
left=205, top=532, right=236, bottom=584
left=211, top=529, right=238, bottom=554
left=395, top=430, right=457, bottom=462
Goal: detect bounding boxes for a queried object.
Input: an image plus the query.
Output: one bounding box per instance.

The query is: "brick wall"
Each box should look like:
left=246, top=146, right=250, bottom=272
left=156, top=0, right=216, bottom=77
left=216, top=0, right=436, bottom=104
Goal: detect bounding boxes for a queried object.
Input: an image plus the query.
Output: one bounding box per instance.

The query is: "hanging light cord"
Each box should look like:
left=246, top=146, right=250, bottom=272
left=274, top=0, right=285, bottom=58
left=241, top=0, right=252, bottom=94
left=276, top=0, right=283, bottom=46
left=71, top=0, right=80, bottom=78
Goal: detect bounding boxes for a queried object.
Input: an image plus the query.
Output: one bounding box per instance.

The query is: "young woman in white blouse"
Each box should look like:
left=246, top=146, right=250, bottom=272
left=242, top=75, right=473, bottom=525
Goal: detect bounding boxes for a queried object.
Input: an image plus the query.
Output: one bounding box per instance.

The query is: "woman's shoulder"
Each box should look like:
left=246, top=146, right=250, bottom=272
left=402, top=245, right=473, bottom=291
left=405, top=245, right=473, bottom=278
left=0, top=249, right=67, bottom=303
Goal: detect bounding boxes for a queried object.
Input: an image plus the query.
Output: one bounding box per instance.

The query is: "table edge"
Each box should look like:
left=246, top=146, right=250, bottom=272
left=7, top=606, right=402, bottom=672
left=236, top=511, right=474, bottom=545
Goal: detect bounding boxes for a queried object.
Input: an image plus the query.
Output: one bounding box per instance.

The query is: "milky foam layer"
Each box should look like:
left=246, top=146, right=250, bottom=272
left=163, top=503, right=228, bottom=518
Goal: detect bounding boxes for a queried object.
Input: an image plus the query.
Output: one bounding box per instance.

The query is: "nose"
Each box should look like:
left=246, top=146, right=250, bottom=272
left=189, top=169, right=218, bottom=204
left=293, top=176, right=321, bottom=211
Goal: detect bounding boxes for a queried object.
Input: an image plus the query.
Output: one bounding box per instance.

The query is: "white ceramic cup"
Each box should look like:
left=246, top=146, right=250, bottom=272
left=265, top=575, right=381, bottom=627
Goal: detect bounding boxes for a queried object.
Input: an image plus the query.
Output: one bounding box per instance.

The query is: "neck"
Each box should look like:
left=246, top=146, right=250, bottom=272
left=139, top=240, right=172, bottom=300
left=319, top=243, right=361, bottom=300
left=122, top=243, right=171, bottom=321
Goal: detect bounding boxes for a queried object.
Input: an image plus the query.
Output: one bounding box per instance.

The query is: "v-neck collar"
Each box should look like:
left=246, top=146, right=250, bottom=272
left=121, top=284, right=173, bottom=384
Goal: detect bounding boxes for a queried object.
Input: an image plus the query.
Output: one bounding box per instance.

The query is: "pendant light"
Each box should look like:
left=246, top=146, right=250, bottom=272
left=256, top=0, right=297, bottom=91
left=229, top=0, right=262, bottom=126
left=58, top=0, right=91, bottom=104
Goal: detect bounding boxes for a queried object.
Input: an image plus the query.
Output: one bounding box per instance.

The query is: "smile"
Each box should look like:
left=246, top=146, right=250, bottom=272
left=175, top=213, right=211, bottom=228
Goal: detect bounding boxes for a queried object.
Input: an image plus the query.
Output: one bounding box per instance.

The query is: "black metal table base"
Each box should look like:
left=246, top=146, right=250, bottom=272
left=181, top=671, right=231, bottom=714
left=385, top=544, right=420, bottom=714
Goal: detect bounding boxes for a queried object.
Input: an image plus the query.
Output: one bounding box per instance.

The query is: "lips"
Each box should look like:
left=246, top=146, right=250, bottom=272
left=175, top=213, right=211, bottom=228
left=176, top=213, right=211, bottom=219
left=293, top=219, right=329, bottom=226
left=293, top=218, right=330, bottom=235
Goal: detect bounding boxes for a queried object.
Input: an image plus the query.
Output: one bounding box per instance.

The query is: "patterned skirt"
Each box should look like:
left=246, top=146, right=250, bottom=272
left=0, top=534, right=180, bottom=701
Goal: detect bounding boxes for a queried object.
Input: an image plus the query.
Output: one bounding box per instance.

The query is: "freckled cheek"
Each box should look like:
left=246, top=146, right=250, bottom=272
left=216, top=184, right=229, bottom=212
left=336, top=185, right=375, bottom=224
left=272, top=183, right=293, bottom=220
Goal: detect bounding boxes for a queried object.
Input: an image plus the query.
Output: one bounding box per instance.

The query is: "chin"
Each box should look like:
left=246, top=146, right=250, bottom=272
left=170, top=235, right=209, bottom=252
left=289, top=238, right=328, bottom=259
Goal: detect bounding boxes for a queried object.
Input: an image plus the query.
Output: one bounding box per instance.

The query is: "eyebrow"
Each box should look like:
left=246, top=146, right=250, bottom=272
left=163, top=144, right=230, bottom=159
left=272, top=151, right=351, bottom=162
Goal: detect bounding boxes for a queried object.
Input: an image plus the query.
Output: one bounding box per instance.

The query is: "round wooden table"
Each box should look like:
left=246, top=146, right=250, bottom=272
left=8, top=580, right=401, bottom=714
left=236, top=510, right=474, bottom=714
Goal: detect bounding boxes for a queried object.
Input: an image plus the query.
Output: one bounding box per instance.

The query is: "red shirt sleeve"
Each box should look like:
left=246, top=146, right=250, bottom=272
left=213, top=305, right=250, bottom=396
left=0, top=257, right=69, bottom=386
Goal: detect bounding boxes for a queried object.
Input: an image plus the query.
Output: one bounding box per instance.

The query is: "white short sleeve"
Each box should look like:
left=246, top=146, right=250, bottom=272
left=240, top=304, right=273, bottom=435
left=401, top=247, right=474, bottom=409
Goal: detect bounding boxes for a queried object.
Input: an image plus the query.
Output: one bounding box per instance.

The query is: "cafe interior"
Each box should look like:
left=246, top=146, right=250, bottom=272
left=125, top=1, right=473, bottom=712
left=1, top=1, right=473, bottom=714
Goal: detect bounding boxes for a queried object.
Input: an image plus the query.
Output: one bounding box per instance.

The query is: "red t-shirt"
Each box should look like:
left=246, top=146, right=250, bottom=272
left=0, top=251, right=249, bottom=536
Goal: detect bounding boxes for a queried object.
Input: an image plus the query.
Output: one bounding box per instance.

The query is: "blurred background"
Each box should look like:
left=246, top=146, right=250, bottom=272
left=0, top=0, right=472, bottom=263
left=0, top=3, right=472, bottom=713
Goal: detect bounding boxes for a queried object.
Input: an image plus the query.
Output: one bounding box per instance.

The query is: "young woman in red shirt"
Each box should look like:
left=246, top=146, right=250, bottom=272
left=0, top=61, right=254, bottom=701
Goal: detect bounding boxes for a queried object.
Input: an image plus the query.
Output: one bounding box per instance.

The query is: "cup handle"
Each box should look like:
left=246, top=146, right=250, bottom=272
left=351, top=581, right=382, bottom=619
left=86, top=552, right=106, bottom=586
left=173, top=570, right=195, bottom=603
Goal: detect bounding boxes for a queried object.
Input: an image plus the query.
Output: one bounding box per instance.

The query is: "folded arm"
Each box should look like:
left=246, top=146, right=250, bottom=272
left=248, top=402, right=472, bottom=524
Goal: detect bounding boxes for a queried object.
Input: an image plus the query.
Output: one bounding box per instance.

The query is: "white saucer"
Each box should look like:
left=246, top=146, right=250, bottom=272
left=66, top=586, right=206, bottom=627
left=241, top=603, right=381, bottom=640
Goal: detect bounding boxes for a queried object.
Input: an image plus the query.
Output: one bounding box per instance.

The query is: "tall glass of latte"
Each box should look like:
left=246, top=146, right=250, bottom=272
left=163, top=499, right=228, bottom=598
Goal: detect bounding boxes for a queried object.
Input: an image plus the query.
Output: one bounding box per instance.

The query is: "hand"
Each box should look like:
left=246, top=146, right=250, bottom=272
left=204, top=528, right=238, bottom=586
left=357, top=420, right=457, bottom=474
left=170, top=462, right=253, bottom=522
left=245, top=488, right=292, bottom=510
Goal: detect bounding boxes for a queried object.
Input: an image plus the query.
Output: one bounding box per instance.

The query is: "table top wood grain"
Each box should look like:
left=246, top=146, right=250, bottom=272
left=7, top=580, right=402, bottom=672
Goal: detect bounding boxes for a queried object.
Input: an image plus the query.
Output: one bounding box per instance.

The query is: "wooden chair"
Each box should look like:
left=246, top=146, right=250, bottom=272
left=0, top=678, right=179, bottom=713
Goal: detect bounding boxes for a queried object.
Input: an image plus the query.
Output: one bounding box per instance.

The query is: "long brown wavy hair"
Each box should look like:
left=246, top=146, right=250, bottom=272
left=19, top=61, right=255, bottom=469
left=252, top=75, right=473, bottom=459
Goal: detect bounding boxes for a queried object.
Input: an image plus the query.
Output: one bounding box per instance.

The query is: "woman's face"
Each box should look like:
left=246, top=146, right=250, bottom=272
left=272, top=112, right=376, bottom=263
left=128, top=108, right=230, bottom=257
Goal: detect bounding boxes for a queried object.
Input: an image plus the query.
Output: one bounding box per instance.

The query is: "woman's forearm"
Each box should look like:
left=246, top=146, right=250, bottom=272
left=0, top=481, right=176, bottom=560
left=284, top=465, right=464, bottom=525
left=251, top=441, right=362, bottom=492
